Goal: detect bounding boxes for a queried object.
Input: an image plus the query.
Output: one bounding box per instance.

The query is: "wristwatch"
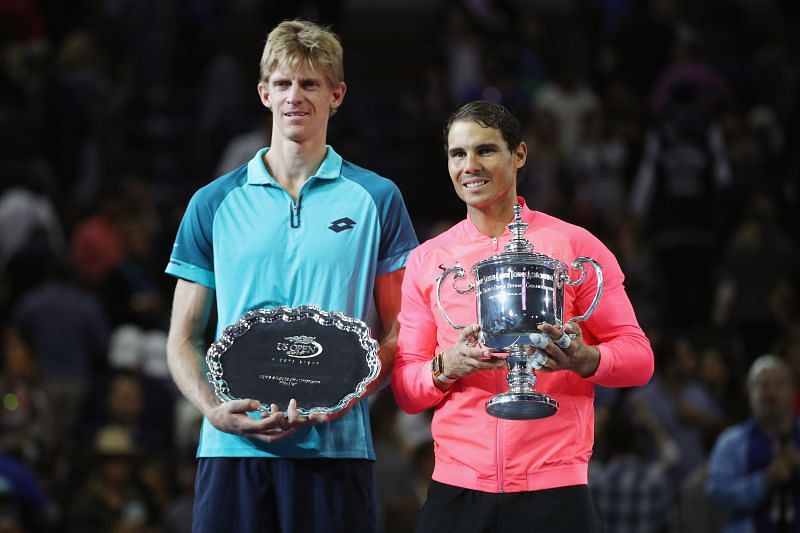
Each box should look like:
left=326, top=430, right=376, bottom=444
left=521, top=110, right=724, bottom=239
left=431, top=352, right=458, bottom=384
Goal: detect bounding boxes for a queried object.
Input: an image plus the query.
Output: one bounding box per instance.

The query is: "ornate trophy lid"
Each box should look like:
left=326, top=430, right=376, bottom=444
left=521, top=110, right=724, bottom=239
left=475, top=204, right=566, bottom=269
left=504, top=204, right=533, bottom=254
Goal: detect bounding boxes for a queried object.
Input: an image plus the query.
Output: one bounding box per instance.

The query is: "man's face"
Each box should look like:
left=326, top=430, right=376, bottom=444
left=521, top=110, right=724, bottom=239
left=258, top=63, right=345, bottom=144
left=750, top=366, right=794, bottom=427
left=446, top=120, right=526, bottom=211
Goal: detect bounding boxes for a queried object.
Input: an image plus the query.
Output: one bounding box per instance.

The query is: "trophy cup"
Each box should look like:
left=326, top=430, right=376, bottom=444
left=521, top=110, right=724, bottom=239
left=205, top=306, right=380, bottom=416
left=436, top=204, right=603, bottom=420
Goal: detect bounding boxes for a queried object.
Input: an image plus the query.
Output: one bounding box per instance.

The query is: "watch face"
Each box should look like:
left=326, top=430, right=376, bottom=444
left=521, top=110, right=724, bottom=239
left=431, top=354, right=441, bottom=376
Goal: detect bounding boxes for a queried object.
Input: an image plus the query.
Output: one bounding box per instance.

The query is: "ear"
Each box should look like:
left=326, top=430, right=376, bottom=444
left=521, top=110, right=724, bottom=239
left=330, top=82, right=347, bottom=110
left=257, top=81, right=271, bottom=109
left=514, top=141, right=528, bottom=170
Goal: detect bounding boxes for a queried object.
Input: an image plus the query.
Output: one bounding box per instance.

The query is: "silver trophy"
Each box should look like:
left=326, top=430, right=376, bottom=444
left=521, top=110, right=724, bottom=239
left=436, top=205, right=603, bottom=420
left=206, top=306, right=380, bottom=416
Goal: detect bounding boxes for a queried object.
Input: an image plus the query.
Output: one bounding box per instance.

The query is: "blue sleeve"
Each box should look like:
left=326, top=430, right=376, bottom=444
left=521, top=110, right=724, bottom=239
left=706, top=423, right=769, bottom=512
left=164, top=169, right=247, bottom=288
left=374, top=181, right=418, bottom=276
left=165, top=189, right=219, bottom=288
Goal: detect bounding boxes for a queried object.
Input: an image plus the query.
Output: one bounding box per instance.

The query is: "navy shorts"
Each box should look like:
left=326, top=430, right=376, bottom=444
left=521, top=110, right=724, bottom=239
left=192, top=457, right=377, bottom=533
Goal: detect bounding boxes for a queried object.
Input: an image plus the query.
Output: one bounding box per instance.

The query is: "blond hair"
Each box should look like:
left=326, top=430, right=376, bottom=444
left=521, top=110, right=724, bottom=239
left=259, top=20, right=344, bottom=86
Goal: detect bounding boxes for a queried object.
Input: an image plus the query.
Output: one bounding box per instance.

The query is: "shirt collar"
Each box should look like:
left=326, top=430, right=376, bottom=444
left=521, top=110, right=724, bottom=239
left=246, top=145, right=343, bottom=185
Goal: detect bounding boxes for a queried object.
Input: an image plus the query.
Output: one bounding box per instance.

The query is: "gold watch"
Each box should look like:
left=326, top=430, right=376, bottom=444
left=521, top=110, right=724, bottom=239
left=431, top=352, right=458, bottom=384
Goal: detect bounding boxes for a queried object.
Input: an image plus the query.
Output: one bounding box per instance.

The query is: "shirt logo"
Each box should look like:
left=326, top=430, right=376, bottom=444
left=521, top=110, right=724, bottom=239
left=328, top=217, right=356, bottom=233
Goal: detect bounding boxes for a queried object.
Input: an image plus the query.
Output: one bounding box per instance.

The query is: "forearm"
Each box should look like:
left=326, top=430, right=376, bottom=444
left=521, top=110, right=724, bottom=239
left=166, top=334, right=219, bottom=417
left=166, top=279, right=218, bottom=417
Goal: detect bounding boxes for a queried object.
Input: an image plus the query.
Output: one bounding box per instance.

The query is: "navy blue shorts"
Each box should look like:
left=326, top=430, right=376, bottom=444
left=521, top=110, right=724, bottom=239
left=192, top=457, right=377, bottom=533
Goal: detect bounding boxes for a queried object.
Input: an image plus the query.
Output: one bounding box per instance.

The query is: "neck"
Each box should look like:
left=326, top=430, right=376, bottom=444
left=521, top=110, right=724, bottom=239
left=265, top=136, right=328, bottom=198
left=467, top=196, right=518, bottom=238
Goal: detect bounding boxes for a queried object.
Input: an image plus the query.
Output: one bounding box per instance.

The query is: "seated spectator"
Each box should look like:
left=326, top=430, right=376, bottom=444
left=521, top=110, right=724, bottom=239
left=706, top=354, right=800, bottom=532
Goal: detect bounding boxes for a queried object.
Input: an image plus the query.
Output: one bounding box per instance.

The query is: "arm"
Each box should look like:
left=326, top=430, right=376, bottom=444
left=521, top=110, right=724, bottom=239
left=166, top=279, right=296, bottom=442
left=391, top=251, right=444, bottom=414
left=369, top=268, right=404, bottom=392
left=533, top=235, right=654, bottom=386
left=577, top=237, right=653, bottom=386
left=391, top=251, right=501, bottom=413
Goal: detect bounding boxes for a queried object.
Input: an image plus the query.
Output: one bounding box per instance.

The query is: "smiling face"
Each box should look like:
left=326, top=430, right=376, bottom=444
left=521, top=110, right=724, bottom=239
left=446, top=119, right=527, bottom=213
left=258, top=63, right=346, bottom=145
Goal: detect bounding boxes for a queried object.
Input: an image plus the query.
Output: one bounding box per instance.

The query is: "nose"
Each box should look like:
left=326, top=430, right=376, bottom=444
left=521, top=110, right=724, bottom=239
left=287, top=82, right=304, bottom=104
left=464, top=152, right=481, bottom=173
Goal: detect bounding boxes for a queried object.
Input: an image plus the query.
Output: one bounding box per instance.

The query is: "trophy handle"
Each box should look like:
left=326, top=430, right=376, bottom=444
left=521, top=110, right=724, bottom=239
left=435, top=265, right=474, bottom=330
left=564, top=257, right=604, bottom=323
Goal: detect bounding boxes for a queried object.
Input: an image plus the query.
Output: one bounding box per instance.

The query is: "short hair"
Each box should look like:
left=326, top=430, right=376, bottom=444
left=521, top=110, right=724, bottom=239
left=259, top=20, right=344, bottom=86
left=747, top=354, right=792, bottom=392
left=444, top=100, right=523, bottom=153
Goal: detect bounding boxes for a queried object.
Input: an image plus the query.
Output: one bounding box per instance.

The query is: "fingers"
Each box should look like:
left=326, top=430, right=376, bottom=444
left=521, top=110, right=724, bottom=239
left=460, top=324, right=481, bottom=346
left=528, top=323, right=583, bottom=371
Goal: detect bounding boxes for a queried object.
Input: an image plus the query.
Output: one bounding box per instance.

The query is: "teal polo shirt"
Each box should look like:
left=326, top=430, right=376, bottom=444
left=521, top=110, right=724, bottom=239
left=166, top=146, right=418, bottom=459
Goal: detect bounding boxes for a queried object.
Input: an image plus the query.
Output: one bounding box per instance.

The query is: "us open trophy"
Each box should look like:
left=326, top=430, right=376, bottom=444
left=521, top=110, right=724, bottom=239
left=205, top=306, right=381, bottom=416
left=436, top=204, right=603, bottom=420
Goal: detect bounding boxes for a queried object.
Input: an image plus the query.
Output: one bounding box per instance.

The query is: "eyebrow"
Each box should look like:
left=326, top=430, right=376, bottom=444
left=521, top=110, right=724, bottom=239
left=448, top=143, right=501, bottom=156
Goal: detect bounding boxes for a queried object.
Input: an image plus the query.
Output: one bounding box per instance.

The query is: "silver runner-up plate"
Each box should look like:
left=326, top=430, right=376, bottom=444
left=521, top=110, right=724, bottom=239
left=206, top=306, right=380, bottom=416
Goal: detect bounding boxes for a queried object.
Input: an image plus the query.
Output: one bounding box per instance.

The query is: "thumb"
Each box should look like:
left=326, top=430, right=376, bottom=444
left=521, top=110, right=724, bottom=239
left=224, top=398, right=261, bottom=414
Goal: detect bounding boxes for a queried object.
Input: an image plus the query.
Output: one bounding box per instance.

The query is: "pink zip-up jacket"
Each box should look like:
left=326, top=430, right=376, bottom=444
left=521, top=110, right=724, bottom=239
left=392, top=199, right=654, bottom=493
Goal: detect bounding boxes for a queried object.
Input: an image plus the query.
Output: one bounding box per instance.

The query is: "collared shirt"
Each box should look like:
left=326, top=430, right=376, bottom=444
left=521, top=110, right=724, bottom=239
left=166, top=145, right=418, bottom=459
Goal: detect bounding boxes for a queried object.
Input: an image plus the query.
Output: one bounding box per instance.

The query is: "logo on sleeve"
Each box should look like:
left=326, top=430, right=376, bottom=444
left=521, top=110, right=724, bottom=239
left=328, top=217, right=356, bottom=233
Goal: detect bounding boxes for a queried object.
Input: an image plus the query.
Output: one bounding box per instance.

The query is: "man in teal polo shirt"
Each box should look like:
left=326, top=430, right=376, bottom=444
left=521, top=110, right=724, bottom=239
left=165, top=20, right=417, bottom=533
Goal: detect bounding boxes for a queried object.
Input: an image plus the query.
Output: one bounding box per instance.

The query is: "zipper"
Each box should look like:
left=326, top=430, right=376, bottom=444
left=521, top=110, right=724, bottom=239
left=289, top=193, right=303, bottom=229
left=496, top=372, right=505, bottom=493
left=492, top=236, right=499, bottom=252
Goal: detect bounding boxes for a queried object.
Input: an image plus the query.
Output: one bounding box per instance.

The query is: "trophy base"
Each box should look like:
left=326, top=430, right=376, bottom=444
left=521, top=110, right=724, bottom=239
left=485, top=391, right=559, bottom=420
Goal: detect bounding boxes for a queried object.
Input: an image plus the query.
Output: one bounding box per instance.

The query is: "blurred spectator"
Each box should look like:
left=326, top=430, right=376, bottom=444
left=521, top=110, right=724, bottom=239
left=712, top=192, right=795, bottom=359
left=591, top=394, right=680, bottom=532
left=0, top=451, right=57, bottom=532
left=533, top=60, right=600, bottom=157
left=707, top=354, right=800, bottom=532
left=70, top=188, right=126, bottom=288
left=630, top=82, right=732, bottom=323
left=78, top=369, right=176, bottom=458
left=8, top=255, right=110, bottom=447
left=633, top=334, right=726, bottom=485
left=67, top=425, right=154, bottom=533
left=519, top=106, right=570, bottom=215
left=649, top=36, right=732, bottom=118
left=0, top=327, right=50, bottom=465
left=41, top=30, right=116, bottom=206
left=0, top=179, right=63, bottom=275
left=441, top=4, right=485, bottom=104
left=567, top=106, right=628, bottom=234
left=214, top=112, right=271, bottom=176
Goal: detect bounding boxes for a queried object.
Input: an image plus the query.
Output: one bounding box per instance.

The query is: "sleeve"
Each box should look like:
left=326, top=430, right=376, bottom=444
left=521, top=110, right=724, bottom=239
left=164, top=190, right=216, bottom=288
left=391, top=249, right=449, bottom=414
left=706, top=424, right=769, bottom=512
left=576, top=234, right=654, bottom=387
left=375, top=182, right=418, bottom=276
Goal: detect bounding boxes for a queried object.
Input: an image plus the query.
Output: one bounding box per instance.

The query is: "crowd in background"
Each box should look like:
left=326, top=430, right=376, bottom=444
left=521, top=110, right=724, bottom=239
left=0, top=0, right=798, bottom=531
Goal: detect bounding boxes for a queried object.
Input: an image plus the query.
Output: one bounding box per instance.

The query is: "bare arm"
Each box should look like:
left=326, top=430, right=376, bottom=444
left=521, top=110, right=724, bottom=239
left=368, top=267, right=410, bottom=391
left=166, top=278, right=297, bottom=443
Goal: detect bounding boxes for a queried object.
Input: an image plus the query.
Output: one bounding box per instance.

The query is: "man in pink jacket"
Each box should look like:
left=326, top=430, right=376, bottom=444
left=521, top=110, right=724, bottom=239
left=391, top=100, right=654, bottom=532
